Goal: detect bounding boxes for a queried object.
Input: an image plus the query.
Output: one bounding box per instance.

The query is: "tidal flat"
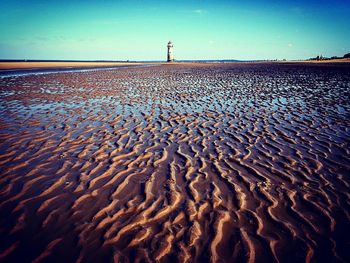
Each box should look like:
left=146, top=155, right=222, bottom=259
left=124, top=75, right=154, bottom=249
left=0, top=63, right=349, bottom=262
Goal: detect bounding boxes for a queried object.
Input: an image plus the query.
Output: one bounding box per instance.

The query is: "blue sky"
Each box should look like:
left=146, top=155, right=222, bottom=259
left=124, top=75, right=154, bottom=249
left=0, top=0, right=349, bottom=60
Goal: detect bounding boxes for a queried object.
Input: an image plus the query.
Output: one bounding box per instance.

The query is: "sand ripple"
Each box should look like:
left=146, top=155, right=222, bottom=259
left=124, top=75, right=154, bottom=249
left=0, top=63, right=350, bottom=262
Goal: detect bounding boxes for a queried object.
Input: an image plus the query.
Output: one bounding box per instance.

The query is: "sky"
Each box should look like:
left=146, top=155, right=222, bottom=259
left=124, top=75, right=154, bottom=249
left=0, top=0, right=349, bottom=61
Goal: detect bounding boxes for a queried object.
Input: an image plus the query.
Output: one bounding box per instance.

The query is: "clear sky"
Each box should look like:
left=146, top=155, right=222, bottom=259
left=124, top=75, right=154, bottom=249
left=0, top=0, right=349, bottom=61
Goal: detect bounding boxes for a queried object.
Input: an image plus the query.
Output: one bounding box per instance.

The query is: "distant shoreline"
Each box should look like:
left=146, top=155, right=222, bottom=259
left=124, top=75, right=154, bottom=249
left=281, top=58, right=350, bottom=64
left=0, top=58, right=349, bottom=71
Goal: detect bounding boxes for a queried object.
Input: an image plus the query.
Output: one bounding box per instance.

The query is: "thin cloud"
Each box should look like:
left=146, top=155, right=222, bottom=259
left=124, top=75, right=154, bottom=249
left=192, top=9, right=207, bottom=14
left=179, top=9, right=207, bottom=15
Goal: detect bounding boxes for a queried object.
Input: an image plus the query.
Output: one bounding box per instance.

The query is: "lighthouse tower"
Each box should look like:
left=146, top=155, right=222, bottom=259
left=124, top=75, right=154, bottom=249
left=167, top=41, right=174, bottom=62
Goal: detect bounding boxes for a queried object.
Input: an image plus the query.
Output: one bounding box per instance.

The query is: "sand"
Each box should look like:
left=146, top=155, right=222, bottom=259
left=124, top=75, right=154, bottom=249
left=1, top=59, right=348, bottom=71
left=284, top=58, right=350, bottom=64
left=0, top=63, right=349, bottom=262
left=0, top=61, right=149, bottom=70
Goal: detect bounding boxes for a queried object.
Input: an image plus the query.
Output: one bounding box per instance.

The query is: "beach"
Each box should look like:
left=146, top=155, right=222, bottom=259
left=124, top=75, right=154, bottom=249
left=0, top=61, right=147, bottom=70
left=1, top=58, right=349, bottom=71
left=0, top=62, right=349, bottom=262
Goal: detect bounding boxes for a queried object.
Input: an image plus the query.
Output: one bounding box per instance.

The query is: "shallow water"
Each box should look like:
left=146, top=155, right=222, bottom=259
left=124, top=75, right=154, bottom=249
left=0, top=63, right=349, bottom=262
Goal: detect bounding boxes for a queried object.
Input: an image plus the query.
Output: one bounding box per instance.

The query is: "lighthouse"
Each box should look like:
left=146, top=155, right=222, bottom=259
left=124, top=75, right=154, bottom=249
left=167, top=41, right=174, bottom=62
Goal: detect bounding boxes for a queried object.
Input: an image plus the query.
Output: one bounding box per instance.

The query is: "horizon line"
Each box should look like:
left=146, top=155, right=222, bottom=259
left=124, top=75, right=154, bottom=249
left=0, top=58, right=309, bottom=63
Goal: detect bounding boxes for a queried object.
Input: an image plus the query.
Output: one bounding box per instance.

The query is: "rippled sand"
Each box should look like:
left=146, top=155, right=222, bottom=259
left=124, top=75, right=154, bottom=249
left=0, top=63, right=349, bottom=262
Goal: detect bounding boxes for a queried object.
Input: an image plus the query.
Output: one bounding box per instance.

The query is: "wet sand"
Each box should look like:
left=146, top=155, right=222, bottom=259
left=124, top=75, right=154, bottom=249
left=0, top=63, right=349, bottom=262
left=287, top=58, right=350, bottom=64
left=0, top=61, right=147, bottom=70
